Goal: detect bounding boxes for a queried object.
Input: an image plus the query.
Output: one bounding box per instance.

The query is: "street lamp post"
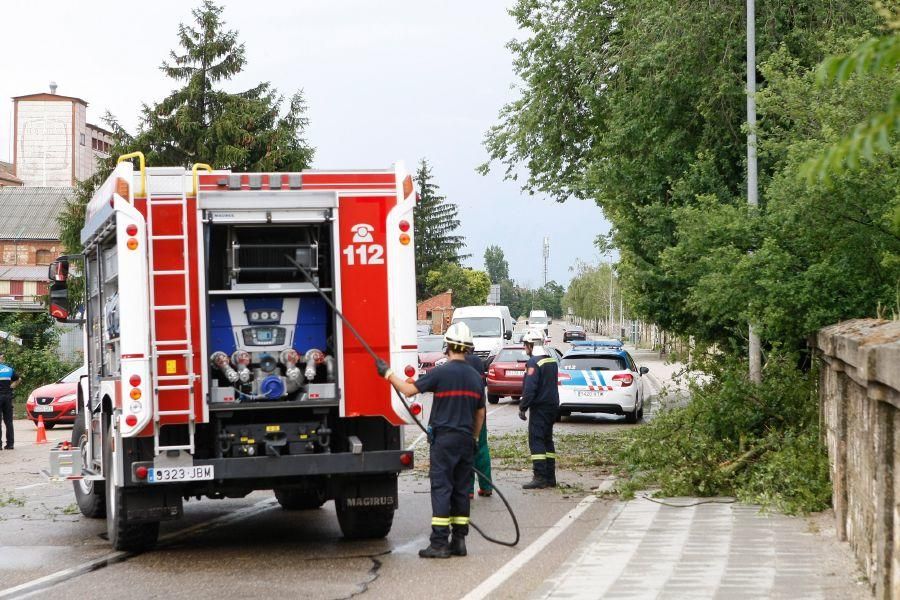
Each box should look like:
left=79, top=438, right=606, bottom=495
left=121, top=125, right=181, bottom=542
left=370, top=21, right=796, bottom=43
left=747, top=0, right=762, bottom=383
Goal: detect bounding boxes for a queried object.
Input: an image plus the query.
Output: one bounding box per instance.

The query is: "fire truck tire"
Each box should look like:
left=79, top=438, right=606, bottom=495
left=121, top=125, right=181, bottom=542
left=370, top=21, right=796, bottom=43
left=336, top=504, right=394, bottom=539
left=274, top=487, right=327, bottom=510
left=72, top=416, right=105, bottom=518
left=103, top=421, right=159, bottom=552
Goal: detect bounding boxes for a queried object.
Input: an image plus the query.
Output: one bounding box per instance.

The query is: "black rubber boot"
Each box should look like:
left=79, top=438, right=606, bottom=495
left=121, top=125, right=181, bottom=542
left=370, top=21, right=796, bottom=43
left=522, top=477, right=551, bottom=489
left=419, top=543, right=452, bottom=559
left=547, top=458, right=557, bottom=487
left=449, top=535, right=468, bottom=556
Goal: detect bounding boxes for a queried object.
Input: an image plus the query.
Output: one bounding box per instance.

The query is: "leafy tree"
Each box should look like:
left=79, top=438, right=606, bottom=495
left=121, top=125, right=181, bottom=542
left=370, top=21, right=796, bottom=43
left=0, top=313, right=77, bottom=406
left=803, top=2, right=899, bottom=183
left=414, top=159, right=468, bottom=299
left=425, top=263, right=491, bottom=308
left=58, top=0, right=314, bottom=257
left=483, top=245, right=510, bottom=283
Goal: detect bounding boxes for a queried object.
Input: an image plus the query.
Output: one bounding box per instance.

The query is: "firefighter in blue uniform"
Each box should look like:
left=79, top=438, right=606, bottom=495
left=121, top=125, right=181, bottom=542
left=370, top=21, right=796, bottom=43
left=519, top=331, right=558, bottom=489
left=376, top=323, right=485, bottom=558
left=0, top=352, right=22, bottom=450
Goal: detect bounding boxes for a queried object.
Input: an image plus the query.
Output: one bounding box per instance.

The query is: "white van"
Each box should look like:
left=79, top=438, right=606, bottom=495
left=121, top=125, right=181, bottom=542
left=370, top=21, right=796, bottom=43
left=528, top=309, right=551, bottom=332
left=451, top=305, right=513, bottom=363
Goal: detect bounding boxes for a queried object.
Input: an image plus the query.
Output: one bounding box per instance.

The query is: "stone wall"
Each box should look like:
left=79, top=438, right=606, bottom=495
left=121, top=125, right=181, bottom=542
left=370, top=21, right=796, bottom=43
left=818, top=318, right=900, bottom=600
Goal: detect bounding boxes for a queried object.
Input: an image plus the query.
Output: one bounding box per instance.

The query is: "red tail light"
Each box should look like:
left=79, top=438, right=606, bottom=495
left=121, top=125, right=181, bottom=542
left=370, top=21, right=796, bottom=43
left=488, top=368, right=496, bottom=377
left=404, top=365, right=416, bottom=378
left=135, top=465, right=148, bottom=480
left=129, top=374, right=141, bottom=387
left=124, top=414, right=138, bottom=427
left=612, top=373, right=634, bottom=387
left=409, top=402, right=422, bottom=416
left=400, top=451, right=413, bottom=466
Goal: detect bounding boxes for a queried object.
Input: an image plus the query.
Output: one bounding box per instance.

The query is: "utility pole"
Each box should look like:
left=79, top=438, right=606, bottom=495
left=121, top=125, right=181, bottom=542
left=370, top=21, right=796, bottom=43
left=747, top=0, right=762, bottom=383
left=542, top=237, right=550, bottom=287
left=607, top=259, right=614, bottom=337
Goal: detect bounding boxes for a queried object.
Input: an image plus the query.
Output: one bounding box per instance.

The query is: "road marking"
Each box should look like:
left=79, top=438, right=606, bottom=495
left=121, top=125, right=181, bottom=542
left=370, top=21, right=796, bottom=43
left=460, top=479, right=615, bottom=600
left=405, top=405, right=506, bottom=451
left=14, top=482, right=48, bottom=491
left=1, top=497, right=277, bottom=600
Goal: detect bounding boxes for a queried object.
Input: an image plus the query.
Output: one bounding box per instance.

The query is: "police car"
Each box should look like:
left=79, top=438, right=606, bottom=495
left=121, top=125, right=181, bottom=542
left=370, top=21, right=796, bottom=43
left=557, top=340, right=649, bottom=423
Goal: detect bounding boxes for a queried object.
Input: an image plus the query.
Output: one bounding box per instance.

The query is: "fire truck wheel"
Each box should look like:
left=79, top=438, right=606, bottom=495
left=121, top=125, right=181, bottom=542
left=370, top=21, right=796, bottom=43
left=103, top=420, right=159, bottom=552
left=274, top=487, right=327, bottom=510
left=72, top=416, right=105, bottom=518
left=336, top=503, right=394, bottom=539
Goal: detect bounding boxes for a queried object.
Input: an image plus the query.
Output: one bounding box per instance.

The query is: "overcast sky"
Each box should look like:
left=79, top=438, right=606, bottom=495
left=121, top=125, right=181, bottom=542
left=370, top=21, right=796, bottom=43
left=0, top=0, right=610, bottom=286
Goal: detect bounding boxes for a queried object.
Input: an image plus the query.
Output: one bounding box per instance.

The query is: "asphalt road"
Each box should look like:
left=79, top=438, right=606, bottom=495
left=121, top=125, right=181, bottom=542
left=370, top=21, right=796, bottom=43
left=0, top=322, right=680, bottom=600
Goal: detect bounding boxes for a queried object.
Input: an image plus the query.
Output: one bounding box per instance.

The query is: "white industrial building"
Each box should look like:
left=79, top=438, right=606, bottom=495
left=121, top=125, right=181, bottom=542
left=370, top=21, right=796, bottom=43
left=11, top=83, right=112, bottom=187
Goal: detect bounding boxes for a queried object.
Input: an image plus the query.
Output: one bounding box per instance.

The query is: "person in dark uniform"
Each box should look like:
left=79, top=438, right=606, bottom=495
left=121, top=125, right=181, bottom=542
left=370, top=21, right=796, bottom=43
left=464, top=350, right=492, bottom=498
left=376, top=323, right=485, bottom=558
left=0, top=352, right=22, bottom=450
left=519, top=331, right=558, bottom=489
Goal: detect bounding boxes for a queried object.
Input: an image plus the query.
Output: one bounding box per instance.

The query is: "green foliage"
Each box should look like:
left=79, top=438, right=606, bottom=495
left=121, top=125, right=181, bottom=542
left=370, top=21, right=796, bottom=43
left=612, top=353, right=830, bottom=514
left=563, top=260, right=619, bottom=321
left=414, top=159, right=468, bottom=300
left=0, top=313, right=77, bottom=406
left=483, top=245, right=510, bottom=283
left=425, top=263, right=491, bottom=308
left=804, top=4, right=900, bottom=182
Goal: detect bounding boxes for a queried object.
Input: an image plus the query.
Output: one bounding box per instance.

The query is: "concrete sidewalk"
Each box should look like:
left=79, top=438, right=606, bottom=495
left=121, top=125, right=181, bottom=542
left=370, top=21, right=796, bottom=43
left=535, top=495, right=870, bottom=600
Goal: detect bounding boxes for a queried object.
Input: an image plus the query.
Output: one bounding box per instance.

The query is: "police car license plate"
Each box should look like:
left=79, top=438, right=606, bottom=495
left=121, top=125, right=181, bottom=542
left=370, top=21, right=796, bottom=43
left=576, top=390, right=603, bottom=398
left=148, top=465, right=214, bottom=483
left=33, top=405, right=53, bottom=413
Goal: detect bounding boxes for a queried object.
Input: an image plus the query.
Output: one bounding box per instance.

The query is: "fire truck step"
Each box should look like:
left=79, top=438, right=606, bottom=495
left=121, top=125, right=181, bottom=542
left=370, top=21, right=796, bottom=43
left=154, top=340, right=190, bottom=346
left=154, top=305, right=188, bottom=311
left=150, top=235, right=186, bottom=240
left=156, top=445, right=194, bottom=451
left=153, top=350, right=192, bottom=356
left=152, top=270, right=187, bottom=276
left=150, top=200, right=188, bottom=206
left=157, top=410, right=194, bottom=416
left=156, top=375, right=195, bottom=382
left=157, top=385, right=193, bottom=391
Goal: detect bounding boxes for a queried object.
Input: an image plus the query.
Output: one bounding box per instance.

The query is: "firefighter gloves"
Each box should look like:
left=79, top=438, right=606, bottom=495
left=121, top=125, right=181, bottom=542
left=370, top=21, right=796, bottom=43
left=375, top=358, right=392, bottom=379
left=518, top=410, right=527, bottom=422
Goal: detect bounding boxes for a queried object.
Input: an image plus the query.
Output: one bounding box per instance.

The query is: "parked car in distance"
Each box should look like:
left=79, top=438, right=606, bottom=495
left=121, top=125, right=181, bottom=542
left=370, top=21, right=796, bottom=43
left=417, top=335, right=445, bottom=374
left=557, top=345, right=648, bottom=423
left=486, top=345, right=562, bottom=404
left=563, top=325, right=587, bottom=343
left=24, top=365, right=87, bottom=428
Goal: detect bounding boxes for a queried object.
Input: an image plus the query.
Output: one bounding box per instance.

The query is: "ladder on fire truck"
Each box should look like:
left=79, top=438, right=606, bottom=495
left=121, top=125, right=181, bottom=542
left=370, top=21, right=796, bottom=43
left=146, top=169, right=198, bottom=456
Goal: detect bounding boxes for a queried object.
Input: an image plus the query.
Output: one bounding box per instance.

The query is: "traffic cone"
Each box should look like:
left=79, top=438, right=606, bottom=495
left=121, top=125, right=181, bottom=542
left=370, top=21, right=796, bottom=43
left=35, top=415, right=48, bottom=444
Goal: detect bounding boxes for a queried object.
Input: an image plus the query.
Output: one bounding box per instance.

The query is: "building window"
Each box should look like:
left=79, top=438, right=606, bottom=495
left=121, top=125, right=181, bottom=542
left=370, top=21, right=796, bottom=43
left=10, top=281, right=23, bottom=299
left=35, top=249, right=52, bottom=265
left=80, top=133, right=86, bottom=146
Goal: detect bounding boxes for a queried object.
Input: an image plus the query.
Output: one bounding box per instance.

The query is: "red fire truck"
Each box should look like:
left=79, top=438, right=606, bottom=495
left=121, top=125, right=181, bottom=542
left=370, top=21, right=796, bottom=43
left=48, top=154, right=419, bottom=551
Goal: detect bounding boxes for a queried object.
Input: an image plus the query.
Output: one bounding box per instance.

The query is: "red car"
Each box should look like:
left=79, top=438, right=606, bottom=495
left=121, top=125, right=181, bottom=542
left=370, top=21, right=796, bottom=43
left=487, top=345, right=563, bottom=403
left=417, top=335, right=446, bottom=374
left=24, top=366, right=86, bottom=428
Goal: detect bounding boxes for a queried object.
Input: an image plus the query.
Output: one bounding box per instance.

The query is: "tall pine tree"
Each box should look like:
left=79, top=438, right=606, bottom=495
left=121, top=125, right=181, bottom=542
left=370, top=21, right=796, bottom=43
left=413, top=158, right=468, bottom=300
left=136, top=0, right=314, bottom=170
left=59, top=0, right=315, bottom=256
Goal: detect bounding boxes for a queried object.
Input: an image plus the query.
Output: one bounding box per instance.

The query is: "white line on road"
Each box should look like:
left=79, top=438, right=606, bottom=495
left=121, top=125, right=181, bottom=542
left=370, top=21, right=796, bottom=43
left=1, top=497, right=277, bottom=600
left=460, top=479, right=615, bottom=600
left=405, top=404, right=506, bottom=451
left=14, top=482, right=48, bottom=491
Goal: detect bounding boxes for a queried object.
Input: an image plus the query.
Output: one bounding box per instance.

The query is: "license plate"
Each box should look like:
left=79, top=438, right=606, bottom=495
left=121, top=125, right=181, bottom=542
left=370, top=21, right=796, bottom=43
left=576, top=390, right=604, bottom=398
left=33, top=405, right=53, bottom=413
left=148, top=465, right=214, bottom=483
left=507, top=370, right=525, bottom=376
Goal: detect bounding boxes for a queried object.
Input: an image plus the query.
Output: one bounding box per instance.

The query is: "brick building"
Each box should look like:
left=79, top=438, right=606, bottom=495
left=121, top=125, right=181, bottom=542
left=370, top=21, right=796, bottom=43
left=0, top=187, right=69, bottom=311
left=0, top=162, right=22, bottom=187
left=11, top=83, right=112, bottom=187
left=417, top=290, right=454, bottom=334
